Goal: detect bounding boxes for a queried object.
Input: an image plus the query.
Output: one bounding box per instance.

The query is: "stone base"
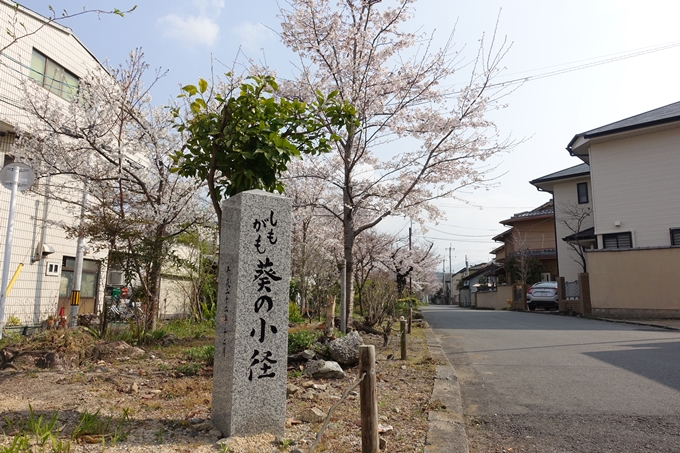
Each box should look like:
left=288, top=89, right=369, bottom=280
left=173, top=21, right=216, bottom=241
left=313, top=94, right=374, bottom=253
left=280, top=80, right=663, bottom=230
left=592, top=308, right=680, bottom=319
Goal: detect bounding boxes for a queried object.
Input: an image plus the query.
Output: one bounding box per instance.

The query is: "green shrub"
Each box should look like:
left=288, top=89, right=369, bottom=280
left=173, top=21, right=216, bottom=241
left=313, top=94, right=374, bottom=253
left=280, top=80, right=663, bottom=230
left=288, top=302, right=304, bottom=323
left=183, top=345, right=214, bottom=366
left=288, top=329, right=318, bottom=354
left=396, top=297, right=418, bottom=316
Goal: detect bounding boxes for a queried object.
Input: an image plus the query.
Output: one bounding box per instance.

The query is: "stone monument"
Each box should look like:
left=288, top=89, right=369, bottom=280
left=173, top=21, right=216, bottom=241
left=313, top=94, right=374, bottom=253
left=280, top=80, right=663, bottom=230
left=212, top=190, right=291, bottom=437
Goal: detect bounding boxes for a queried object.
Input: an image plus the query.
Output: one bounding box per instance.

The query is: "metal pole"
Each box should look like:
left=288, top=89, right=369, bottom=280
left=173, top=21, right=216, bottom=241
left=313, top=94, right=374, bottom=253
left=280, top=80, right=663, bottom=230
left=0, top=168, right=20, bottom=338
left=68, top=182, right=88, bottom=327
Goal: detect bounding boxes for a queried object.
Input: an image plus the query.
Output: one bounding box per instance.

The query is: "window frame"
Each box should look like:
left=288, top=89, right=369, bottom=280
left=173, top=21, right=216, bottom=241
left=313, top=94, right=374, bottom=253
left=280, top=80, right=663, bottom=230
left=671, top=228, right=680, bottom=246
left=602, top=232, right=632, bottom=249
left=29, top=49, right=79, bottom=101
left=577, top=182, right=589, bottom=204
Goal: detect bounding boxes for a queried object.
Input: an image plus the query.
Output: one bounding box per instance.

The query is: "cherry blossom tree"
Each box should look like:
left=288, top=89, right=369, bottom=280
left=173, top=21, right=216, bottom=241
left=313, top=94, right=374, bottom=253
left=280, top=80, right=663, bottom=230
left=1, top=3, right=136, bottom=55
left=279, top=0, right=515, bottom=323
left=15, top=51, right=210, bottom=330
left=557, top=201, right=592, bottom=273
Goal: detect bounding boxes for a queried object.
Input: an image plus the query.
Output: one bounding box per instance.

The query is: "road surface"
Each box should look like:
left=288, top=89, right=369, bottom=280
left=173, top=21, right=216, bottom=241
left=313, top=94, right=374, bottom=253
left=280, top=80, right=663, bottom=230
left=422, top=305, right=680, bottom=453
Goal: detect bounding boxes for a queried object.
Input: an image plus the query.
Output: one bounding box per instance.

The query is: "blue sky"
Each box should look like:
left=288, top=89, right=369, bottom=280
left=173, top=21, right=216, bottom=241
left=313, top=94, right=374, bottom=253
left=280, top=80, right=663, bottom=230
left=19, top=0, right=680, bottom=271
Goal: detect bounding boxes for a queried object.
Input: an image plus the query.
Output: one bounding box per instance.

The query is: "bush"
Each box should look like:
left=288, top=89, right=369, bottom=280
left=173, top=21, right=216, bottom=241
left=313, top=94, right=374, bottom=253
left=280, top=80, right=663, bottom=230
left=289, top=302, right=304, bottom=323
left=183, top=345, right=215, bottom=366
left=288, top=329, right=318, bottom=354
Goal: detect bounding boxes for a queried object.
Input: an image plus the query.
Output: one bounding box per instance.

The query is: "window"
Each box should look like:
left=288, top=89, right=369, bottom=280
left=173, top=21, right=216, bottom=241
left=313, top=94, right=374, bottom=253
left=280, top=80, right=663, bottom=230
left=577, top=182, right=588, bottom=204
left=29, top=49, right=79, bottom=101
left=671, top=229, right=680, bottom=246
left=603, top=232, right=632, bottom=249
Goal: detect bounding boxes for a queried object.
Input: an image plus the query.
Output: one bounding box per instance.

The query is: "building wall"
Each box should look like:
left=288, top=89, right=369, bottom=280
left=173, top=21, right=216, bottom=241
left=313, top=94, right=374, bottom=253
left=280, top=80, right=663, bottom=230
left=589, top=126, right=680, bottom=248
left=552, top=177, right=594, bottom=281
left=0, top=2, right=106, bottom=324
left=507, top=217, right=555, bottom=253
left=588, top=247, right=680, bottom=317
left=475, top=285, right=513, bottom=310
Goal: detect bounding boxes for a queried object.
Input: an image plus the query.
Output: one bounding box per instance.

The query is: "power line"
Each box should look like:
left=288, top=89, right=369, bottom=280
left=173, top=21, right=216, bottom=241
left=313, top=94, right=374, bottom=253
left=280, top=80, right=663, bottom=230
left=489, top=40, right=680, bottom=89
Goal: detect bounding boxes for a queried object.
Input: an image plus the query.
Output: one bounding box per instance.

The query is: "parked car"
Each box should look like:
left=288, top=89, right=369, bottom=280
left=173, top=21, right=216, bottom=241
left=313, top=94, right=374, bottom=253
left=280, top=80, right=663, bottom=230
left=526, top=281, right=558, bottom=311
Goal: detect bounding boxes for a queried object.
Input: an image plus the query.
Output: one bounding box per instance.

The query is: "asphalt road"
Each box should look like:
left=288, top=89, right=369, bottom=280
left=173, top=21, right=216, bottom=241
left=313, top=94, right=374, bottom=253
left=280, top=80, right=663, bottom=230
left=421, top=306, right=680, bottom=453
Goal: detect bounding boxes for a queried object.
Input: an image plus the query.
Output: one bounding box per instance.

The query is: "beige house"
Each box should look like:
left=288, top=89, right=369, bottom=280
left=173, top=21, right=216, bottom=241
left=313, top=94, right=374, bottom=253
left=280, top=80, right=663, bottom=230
left=532, top=101, right=680, bottom=318
left=491, top=201, right=558, bottom=283
left=0, top=1, right=111, bottom=325
left=530, top=163, right=593, bottom=282
left=0, top=2, right=196, bottom=326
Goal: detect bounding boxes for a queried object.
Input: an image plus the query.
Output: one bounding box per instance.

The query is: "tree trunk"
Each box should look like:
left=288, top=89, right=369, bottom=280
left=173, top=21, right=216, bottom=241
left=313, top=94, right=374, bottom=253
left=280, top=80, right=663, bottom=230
left=343, top=220, right=355, bottom=329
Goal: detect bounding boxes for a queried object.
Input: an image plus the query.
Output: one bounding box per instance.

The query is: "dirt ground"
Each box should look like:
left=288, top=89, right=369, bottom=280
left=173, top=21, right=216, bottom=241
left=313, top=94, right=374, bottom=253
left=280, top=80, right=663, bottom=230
left=0, top=322, right=438, bottom=453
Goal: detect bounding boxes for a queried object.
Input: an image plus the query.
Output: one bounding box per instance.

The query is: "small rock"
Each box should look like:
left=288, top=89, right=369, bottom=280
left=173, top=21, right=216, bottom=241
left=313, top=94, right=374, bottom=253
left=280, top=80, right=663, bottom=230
left=208, top=428, right=222, bottom=437
left=379, top=415, right=388, bottom=421
left=378, top=424, right=393, bottom=433
left=194, top=421, right=213, bottom=431
left=148, top=389, right=161, bottom=394
left=287, top=384, right=301, bottom=396
left=392, top=407, right=400, bottom=414
left=401, top=365, right=406, bottom=370
left=328, top=331, right=363, bottom=365
left=300, top=391, right=315, bottom=401
left=286, top=418, right=302, bottom=428
left=379, top=437, right=387, bottom=450
left=299, top=407, right=326, bottom=424
left=301, top=380, right=315, bottom=388
left=128, top=382, right=138, bottom=393
left=304, top=360, right=345, bottom=379
left=301, top=349, right=316, bottom=360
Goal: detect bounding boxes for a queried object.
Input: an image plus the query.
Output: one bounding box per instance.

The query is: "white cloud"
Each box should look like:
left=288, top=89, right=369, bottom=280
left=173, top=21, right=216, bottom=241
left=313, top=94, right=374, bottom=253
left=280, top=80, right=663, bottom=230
left=232, top=21, right=276, bottom=52
left=157, top=1, right=225, bottom=47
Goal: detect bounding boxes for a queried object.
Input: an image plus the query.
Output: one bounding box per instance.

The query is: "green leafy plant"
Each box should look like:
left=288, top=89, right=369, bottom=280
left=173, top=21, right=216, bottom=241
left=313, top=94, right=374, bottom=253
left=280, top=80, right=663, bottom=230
left=176, top=363, right=202, bottom=376
left=0, top=434, right=30, bottom=453
left=72, top=410, right=111, bottom=440
left=288, top=302, right=304, bottom=323
left=6, top=315, right=21, bottom=326
left=26, top=405, right=59, bottom=447
left=288, top=329, right=318, bottom=354
left=50, top=436, right=71, bottom=453
left=182, top=345, right=214, bottom=366
left=170, top=73, right=357, bottom=231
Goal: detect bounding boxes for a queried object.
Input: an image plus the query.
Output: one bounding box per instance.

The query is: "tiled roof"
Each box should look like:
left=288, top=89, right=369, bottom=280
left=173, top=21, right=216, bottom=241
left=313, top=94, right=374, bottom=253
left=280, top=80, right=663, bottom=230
left=568, top=101, right=680, bottom=149
left=507, top=201, right=554, bottom=221
left=530, top=163, right=590, bottom=185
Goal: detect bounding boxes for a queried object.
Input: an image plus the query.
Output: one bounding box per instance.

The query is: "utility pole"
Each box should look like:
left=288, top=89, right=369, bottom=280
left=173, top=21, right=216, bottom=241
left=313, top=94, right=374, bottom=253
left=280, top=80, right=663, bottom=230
left=442, top=259, right=446, bottom=305
left=448, top=245, right=452, bottom=305
left=408, top=220, right=412, bottom=295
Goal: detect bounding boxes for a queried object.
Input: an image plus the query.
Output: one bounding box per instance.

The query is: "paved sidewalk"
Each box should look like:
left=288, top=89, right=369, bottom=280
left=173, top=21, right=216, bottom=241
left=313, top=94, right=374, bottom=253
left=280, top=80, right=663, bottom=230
left=423, top=326, right=469, bottom=453
left=598, top=317, right=680, bottom=330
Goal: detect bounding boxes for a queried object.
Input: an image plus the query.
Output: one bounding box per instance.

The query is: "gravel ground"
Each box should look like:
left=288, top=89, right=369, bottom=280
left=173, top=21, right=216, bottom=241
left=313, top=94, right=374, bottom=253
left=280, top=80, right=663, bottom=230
left=0, top=324, right=438, bottom=452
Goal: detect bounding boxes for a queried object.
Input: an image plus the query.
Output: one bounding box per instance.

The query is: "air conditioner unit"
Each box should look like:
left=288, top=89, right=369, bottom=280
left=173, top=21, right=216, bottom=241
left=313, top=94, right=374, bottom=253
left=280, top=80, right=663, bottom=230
left=107, top=270, right=125, bottom=286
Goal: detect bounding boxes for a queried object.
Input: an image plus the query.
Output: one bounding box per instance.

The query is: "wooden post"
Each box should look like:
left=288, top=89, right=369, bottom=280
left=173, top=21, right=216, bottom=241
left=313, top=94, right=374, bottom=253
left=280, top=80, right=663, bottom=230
left=359, top=345, right=378, bottom=453
left=407, top=306, right=412, bottom=334
left=324, top=295, right=336, bottom=338
left=400, top=319, right=407, bottom=360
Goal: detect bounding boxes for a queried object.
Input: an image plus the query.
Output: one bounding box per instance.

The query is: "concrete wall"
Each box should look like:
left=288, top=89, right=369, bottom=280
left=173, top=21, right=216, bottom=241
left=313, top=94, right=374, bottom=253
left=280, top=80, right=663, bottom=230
left=589, top=126, right=680, bottom=249
left=475, top=285, right=513, bottom=310
left=588, top=247, right=680, bottom=317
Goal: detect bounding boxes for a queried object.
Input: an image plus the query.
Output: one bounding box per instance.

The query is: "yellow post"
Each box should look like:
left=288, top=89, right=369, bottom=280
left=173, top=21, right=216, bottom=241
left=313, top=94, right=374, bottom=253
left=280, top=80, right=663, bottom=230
left=5, top=263, right=23, bottom=295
